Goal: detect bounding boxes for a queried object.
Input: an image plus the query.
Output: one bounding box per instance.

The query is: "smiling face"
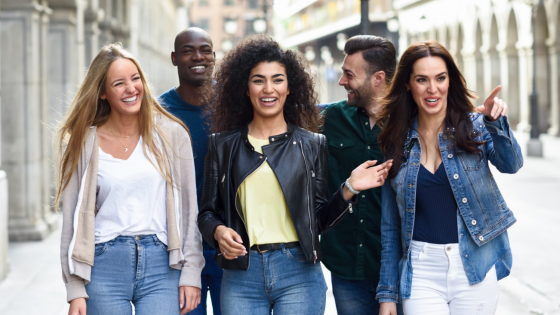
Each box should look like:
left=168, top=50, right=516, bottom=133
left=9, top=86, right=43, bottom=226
left=101, top=58, right=144, bottom=117
left=247, top=61, right=289, bottom=122
left=339, top=52, right=375, bottom=108
left=172, top=30, right=215, bottom=87
left=407, top=56, right=449, bottom=120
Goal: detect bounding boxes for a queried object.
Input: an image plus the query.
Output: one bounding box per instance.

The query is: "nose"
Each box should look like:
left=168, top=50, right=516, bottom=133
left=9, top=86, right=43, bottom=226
left=125, top=81, right=137, bottom=94
left=263, top=81, right=273, bottom=93
left=427, top=80, right=436, bottom=93
left=338, top=74, right=347, bottom=86
left=192, top=50, right=203, bottom=61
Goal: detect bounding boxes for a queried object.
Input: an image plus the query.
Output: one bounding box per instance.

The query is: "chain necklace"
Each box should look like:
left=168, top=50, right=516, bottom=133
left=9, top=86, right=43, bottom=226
left=106, top=124, right=137, bottom=152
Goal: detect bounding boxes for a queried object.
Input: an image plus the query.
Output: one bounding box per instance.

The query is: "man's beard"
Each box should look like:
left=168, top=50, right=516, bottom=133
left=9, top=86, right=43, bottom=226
left=347, top=80, right=374, bottom=109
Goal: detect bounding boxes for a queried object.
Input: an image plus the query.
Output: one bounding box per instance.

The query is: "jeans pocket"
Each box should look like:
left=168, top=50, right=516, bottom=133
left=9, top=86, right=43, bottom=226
left=286, top=246, right=307, bottom=262
left=94, top=242, right=108, bottom=256
left=155, top=238, right=169, bottom=253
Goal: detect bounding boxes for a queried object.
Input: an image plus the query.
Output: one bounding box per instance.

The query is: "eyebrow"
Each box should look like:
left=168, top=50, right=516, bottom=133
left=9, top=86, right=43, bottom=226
left=250, top=73, right=286, bottom=79
left=414, top=71, right=447, bottom=78
left=111, top=72, right=140, bottom=85
left=181, top=44, right=212, bottom=49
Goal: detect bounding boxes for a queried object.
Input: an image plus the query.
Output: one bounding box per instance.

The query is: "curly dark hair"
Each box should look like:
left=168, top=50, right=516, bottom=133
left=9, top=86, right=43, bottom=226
left=207, top=34, right=319, bottom=133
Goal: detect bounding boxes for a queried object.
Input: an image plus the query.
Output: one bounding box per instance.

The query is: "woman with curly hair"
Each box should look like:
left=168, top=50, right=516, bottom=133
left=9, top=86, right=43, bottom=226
left=197, top=35, right=392, bottom=314
left=54, top=43, right=203, bottom=315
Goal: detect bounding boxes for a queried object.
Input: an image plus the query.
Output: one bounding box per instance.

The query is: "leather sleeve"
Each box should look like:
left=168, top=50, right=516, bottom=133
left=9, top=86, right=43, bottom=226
left=314, top=133, right=355, bottom=234
left=197, top=134, right=225, bottom=249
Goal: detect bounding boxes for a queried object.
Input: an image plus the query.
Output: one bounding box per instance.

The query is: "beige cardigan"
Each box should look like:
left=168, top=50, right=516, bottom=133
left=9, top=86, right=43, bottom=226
left=60, top=115, right=204, bottom=302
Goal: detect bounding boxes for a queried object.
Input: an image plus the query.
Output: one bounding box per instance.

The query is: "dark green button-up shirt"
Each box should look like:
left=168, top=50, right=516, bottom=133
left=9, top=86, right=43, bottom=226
left=320, top=100, right=384, bottom=282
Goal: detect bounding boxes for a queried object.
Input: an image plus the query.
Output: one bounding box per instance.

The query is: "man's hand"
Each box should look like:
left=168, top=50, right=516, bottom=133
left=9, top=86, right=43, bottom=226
left=180, top=286, right=201, bottom=314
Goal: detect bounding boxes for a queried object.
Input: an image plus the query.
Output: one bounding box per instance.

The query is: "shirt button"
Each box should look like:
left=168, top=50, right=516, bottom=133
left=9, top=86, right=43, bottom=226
left=448, top=154, right=453, bottom=158
left=479, top=236, right=484, bottom=241
left=471, top=220, right=477, bottom=225
left=453, top=174, right=459, bottom=180
left=362, top=195, right=365, bottom=198
left=360, top=219, right=363, bottom=223
left=443, top=135, right=448, bottom=140
left=367, top=146, right=371, bottom=149
left=462, top=197, right=468, bottom=204
left=271, top=137, right=275, bottom=141
left=359, top=244, right=363, bottom=247
left=465, top=254, right=468, bottom=258
left=135, top=236, right=139, bottom=240
left=340, top=143, right=343, bottom=147
left=365, top=122, right=368, bottom=125
left=446, top=246, right=451, bottom=251
left=293, top=141, right=296, bottom=144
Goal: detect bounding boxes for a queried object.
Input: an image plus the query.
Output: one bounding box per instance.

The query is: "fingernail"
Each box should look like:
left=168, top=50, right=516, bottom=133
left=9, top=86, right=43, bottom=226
left=180, top=304, right=183, bottom=308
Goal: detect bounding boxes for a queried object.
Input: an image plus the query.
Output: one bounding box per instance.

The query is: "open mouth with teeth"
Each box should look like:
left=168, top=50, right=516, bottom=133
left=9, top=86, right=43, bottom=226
left=121, top=95, right=138, bottom=105
left=260, top=97, right=278, bottom=106
left=189, top=65, right=208, bottom=73
left=425, top=98, right=440, bottom=106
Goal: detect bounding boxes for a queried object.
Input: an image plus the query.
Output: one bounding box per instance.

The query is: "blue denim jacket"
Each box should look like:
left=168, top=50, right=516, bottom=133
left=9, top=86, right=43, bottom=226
left=376, top=113, right=523, bottom=303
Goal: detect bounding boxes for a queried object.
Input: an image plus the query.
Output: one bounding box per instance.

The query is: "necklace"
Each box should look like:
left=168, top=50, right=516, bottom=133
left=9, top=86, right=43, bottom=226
left=106, top=124, right=137, bottom=152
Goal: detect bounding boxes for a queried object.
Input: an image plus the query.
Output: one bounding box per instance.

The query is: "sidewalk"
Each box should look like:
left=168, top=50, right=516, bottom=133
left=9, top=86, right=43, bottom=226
left=0, top=132, right=559, bottom=315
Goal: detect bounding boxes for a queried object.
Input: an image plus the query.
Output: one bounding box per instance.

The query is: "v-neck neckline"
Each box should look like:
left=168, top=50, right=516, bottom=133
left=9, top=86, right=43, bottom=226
left=99, top=136, right=142, bottom=162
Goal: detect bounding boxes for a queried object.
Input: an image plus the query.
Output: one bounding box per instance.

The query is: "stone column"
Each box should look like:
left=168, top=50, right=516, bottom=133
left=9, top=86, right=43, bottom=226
left=84, top=0, right=101, bottom=65
left=499, top=45, right=520, bottom=127
left=547, top=41, right=559, bottom=136
left=0, top=0, right=57, bottom=241
left=98, top=0, right=114, bottom=46
left=0, top=0, right=10, bottom=282
left=516, top=47, right=531, bottom=132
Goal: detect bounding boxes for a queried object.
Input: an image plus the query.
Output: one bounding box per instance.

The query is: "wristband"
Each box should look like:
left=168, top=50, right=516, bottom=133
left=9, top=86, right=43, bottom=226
left=345, top=178, right=360, bottom=195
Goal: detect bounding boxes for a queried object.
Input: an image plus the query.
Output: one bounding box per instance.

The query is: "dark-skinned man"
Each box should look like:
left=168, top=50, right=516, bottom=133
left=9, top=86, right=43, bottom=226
left=159, top=27, right=221, bottom=315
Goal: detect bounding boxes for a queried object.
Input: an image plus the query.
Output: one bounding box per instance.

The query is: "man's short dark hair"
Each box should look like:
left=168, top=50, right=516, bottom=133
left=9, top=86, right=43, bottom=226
left=344, top=35, right=396, bottom=85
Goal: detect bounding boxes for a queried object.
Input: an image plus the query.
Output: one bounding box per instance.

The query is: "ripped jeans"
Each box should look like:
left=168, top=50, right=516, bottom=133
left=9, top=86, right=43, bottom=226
left=403, top=241, right=498, bottom=315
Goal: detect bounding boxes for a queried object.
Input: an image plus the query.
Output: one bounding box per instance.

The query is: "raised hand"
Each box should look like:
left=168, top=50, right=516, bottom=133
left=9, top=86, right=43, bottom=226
left=343, top=160, right=392, bottom=200
left=476, top=85, right=508, bottom=121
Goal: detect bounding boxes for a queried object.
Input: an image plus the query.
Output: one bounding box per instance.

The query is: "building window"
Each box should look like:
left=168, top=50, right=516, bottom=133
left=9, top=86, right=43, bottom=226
left=199, top=0, right=209, bottom=6
left=248, top=0, right=259, bottom=9
left=198, top=18, right=210, bottom=31
left=224, top=0, right=235, bottom=6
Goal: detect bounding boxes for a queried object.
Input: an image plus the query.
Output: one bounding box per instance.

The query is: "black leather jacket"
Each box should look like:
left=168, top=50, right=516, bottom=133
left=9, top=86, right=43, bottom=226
left=198, top=123, right=355, bottom=270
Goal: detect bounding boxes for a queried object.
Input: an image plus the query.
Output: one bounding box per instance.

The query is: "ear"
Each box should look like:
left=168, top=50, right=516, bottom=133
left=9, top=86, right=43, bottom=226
left=374, top=71, right=386, bottom=87
left=287, top=88, right=290, bottom=95
left=171, top=51, right=177, bottom=66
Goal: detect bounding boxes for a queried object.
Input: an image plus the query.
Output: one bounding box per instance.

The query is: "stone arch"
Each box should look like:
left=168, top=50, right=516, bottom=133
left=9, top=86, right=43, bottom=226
left=534, top=3, right=550, bottom=133
left=502, top=8, right=520, bottom=126
left=474, top=19, right=484, bottom=98
left=551, top=1, right=560, bottom=135
left=487, top=14, right=501, bottom=97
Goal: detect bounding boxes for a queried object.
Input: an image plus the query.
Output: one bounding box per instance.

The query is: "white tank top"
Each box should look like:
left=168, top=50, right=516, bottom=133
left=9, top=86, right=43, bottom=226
left=95, top=137, right=168, bottom=244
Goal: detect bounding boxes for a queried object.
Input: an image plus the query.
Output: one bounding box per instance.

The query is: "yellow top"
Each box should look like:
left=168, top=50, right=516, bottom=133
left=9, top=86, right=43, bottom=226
left=237, top=135, right=299, bottom=246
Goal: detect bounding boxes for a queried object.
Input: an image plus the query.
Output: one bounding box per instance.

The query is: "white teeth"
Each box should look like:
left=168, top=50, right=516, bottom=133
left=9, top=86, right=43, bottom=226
left=261, top=98, right=276, bottom=102
left=426, top=99, right=437, bottom=102
left=190, top=66, right=205, bottom=70
left=122, top=96, right=137, bottom=102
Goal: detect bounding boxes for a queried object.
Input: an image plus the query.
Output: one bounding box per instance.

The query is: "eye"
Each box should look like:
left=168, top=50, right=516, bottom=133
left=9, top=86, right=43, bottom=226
left=183, top=49, right=192, bottom=54
left=437, top=76, right=447, bottom=81
left=252, top=79, right=263, bottom=84
left=274, top=78, right=284, bottom=83
left=114, top=82, right=123, bottom=86
left=416, top=78, right=426, bottom=83
left=133, top=76, right=141, bottom=81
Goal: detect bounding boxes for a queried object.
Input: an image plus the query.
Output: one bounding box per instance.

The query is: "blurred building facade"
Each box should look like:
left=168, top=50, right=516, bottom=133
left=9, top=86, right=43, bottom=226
left=273, top=0, right=397, bottom=103
left=0, top=0, right=188, bottom=281
left=189, top=0, right=273, bottom=59
left=393, top=0, right=560, bottom=137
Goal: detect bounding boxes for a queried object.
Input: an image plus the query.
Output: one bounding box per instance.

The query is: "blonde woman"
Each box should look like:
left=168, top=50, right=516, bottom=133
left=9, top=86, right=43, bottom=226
left=54, top=43, right=204, bottom=315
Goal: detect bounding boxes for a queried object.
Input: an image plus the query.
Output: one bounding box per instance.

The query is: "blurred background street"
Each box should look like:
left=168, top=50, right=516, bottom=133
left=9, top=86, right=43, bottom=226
left=1, top=0, right=560, bottom=314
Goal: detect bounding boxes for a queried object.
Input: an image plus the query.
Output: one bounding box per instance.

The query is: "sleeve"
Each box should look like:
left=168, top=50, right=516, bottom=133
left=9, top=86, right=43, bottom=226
left=376, top=179, right=402, bottom=303
left=60, top=162, right=89, bottom=303
left=481, top=115, right=524, bottom=174
left=177, top=125, right=205, bottom=288
left=197, top=134, right=226, bottom=249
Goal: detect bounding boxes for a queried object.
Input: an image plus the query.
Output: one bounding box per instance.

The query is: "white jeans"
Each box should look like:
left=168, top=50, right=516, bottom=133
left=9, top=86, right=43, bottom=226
left=403, top=240, right=498, bottom=315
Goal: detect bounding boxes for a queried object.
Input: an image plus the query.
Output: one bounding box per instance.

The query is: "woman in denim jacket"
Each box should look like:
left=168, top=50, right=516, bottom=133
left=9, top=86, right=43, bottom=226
left=376, top=41, right=523, bottom=315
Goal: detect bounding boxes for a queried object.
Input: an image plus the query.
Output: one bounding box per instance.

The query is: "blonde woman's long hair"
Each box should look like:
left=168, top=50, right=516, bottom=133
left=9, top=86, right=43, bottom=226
left=53, top=43, right=188, bottom=209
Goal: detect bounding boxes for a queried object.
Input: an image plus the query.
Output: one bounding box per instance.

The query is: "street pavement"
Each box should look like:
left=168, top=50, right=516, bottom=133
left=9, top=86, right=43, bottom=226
left=0, top=131, right=558, bottom=315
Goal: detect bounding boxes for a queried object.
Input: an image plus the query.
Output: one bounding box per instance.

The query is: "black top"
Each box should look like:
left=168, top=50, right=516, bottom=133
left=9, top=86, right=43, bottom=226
left=413, top=163, right=459, bottom=244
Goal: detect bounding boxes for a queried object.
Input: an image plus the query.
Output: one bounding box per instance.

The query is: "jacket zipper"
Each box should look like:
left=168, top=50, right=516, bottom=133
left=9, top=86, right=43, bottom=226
left=233, top=156, right=267, bottom=270
left=299, top=140, right=317, bottom=263
left=329, top=203, right=353, bottom=227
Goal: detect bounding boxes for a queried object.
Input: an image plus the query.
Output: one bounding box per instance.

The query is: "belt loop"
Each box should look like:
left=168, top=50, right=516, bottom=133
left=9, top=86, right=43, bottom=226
left=256, top=244, right=268, bottom=253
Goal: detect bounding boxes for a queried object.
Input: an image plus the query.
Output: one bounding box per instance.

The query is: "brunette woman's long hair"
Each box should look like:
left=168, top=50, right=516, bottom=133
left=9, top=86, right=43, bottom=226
left=53, top=43, right=187, bottom=209
left=207, top=34, right=319, bottom=132
left=378, top=41, right=480, bottom=179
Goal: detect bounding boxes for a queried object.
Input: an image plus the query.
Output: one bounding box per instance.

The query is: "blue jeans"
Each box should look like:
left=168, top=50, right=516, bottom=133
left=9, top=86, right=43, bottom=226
left=190, top=249, right=223, bottom=315
left=221, top=245, right=327, bottom=315
left=332, top=274, right=404, bottom=315
left=85, top=235, right=181, bottom=315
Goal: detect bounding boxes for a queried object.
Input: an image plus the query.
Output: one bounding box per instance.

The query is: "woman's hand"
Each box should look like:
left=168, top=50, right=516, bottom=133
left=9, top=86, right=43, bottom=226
left=214, top=225, right=247, bottom=260
left=179, top=286, right=201, bottom=314
left=343, top=160, right=392, bottom=200
left=68, top=298, right=86, bottom=315
left=379, top=302, right=397, bottom=315
left=477, top=85, right=507, bottom=121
